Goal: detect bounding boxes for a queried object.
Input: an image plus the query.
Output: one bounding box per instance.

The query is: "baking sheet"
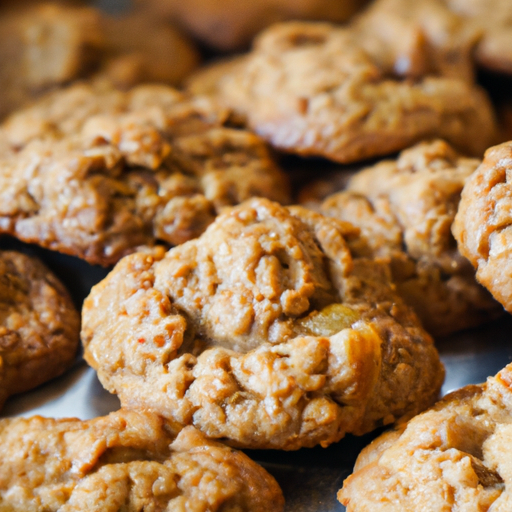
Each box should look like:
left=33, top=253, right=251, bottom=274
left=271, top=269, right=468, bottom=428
left=2, top=236, right=510, bottom=512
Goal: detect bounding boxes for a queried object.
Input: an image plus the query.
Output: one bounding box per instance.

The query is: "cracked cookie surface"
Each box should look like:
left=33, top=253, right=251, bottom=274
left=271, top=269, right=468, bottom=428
left=82, top=198, right=444, bottom=450
left=0, top=409, right=284, bottom=511
left=187, top=21, right=498, bottom=163
left=339, top=363, right=512, bottom=511
left=318, top=140, right=502, bottom=336
left=454, top=141, right=512, bottom=312
left=0, top=85, right=289, bottom=266
left=0, top=250, right=79, bottom=409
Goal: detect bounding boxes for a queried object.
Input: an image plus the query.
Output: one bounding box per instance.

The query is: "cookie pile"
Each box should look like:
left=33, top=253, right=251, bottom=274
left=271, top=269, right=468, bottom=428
left=2, top=0, right=512, bottom=510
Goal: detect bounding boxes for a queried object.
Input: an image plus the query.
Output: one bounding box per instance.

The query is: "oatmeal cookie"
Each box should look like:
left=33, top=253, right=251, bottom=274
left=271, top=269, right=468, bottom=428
left=186, top=22, right=497, bottom=163
left=318, top=140, right=502, bottom=336
left=0, top=86, right=289, bottom=266
left=138, top=0, right=364, bottom=51
left=0, top=408, right=284, bottom=511
left=339, top=362, right=512, bottom=511
left=0, top=250, right=79, bottom=409
left=82, top=198, right=444, bottom=450
left=453, top=141, right=512, bottom=312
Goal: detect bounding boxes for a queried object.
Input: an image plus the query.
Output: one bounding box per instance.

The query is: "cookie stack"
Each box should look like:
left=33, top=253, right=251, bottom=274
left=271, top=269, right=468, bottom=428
left=2, top=0, right=512, bottom=510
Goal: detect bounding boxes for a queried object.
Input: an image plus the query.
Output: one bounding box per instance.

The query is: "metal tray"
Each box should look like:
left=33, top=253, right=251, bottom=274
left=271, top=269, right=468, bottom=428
left=1, top=237, right=510, bottom=512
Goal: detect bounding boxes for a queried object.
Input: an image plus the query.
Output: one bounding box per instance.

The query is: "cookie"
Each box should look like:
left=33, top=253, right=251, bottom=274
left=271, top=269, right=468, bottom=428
left=339, top=362, right=512, bottom=511
left=318, top=140, right=502, bottom=336
left=0, top=408, right=284, bottom=511
left=138, top=0, right=365, bottom=51
left=0, top=3, right=103, bottom=120
left=82, top=198, right=444, bottom=450
left=352, top=0, right=481, bottom=83
left=0, top=250, right=79, bottom=409
left=0, top=3, right=199, bottom=121
left=187, top=21, right=498, bottom=163
left=0, top=85, right=290, bottom=266
left=98, top=10, right=200, bottom=90
left=453, top=141, right=512, bottom=312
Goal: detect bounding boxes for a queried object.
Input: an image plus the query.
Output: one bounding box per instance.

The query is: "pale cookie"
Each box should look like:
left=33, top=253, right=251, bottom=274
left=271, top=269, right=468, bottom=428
left=454, top=141, right=512, bottom=312
left=0, top=409, right=284, bottom=511
left=0, top=250, right=79, bottom=409
left=0, top=85, right=289, bottom=266
left=186, top=22, right=497, bottom=163
left=82, top=198, right=444, bottom=450
left=319, top=140, right=502, bottom=336
left=339, top=362, right=512, bottom=511
left=137, top=0, right=365, bottom=51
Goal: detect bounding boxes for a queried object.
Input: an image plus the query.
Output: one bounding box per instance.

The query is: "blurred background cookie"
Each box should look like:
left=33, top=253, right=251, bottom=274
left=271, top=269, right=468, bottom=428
left=0, top=250, right=79, bottom=409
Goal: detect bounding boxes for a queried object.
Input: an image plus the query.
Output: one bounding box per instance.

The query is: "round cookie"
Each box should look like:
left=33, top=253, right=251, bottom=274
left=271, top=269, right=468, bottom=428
left=339, top=363, right=512, bottom=511
left=0, top=85, right=290, bottom=266
left=318, top=140, right=502, bottom=336
left=0, top=250, right=79, bottom=409
left=186, top=22, right=498, bottom=163
left=82, top=198, right=444, bottom=450
left=137, top=0, right=365, bottom=51
left=453, top=141, right=512, bottom=312
left=0, top=409, right=284, bottom=511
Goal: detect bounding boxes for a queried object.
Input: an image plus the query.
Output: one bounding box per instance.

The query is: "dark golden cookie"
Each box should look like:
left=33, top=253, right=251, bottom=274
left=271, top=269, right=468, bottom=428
left=82, top=198, right=444, bottom=450
left=187, top=22, right=498, bottom=163
left=454, top=141, right=512, bottom=312
left=0, top=409, right=284, bottom=511
left=0, top=85, right=290, bottom=266
left=318, top=140, right=502, bottom=336
left=0, top=250, right=79, bottom=408
left=339, top=363, right=512, bottom=511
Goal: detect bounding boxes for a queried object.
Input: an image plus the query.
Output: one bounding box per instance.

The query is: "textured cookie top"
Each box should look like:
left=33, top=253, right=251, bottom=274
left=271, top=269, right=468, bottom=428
left=187, top=21, right=498, bottom=163
left=0, top=250, right=79, bottom=408
left=138, top=0, right=364, bottom=51
left=453, top=141, right=512, bottom=312
left=339, top=363, right=512, bottom=511
left=0, top=409, right=284, bottom=511
left=319, top=140, right=501, bottom=336
left=82, top=198, right=444, bottom=450
left=354, top=0, right=512, bottom=78
left=0, top=85, right=290, bottom=266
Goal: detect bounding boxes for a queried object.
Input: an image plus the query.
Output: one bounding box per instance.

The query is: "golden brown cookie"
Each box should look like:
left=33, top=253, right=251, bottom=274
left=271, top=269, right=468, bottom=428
left=352, top=0, right=481, bottom=83
left=187, top=22, right=498, bottom=163
left=453, top=141, right=512, bottom=313
left=339, top=362, right=512, bottom=511
left=354, top=0, right=512, bottom=78
left=0, top=85, right=290, bottom=266
left=318, top=140, right=502, bottom=336
left=0, top=3, right=103, bottom=120
left=0, top=408, right=284, bottom=511
left=138, top=0, right=365, bottom=51
left=0, top=250, right=79, bottom=409
left=82, top=198, right=444, bottom=450
left=0, top=3, right=199, bottom=121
